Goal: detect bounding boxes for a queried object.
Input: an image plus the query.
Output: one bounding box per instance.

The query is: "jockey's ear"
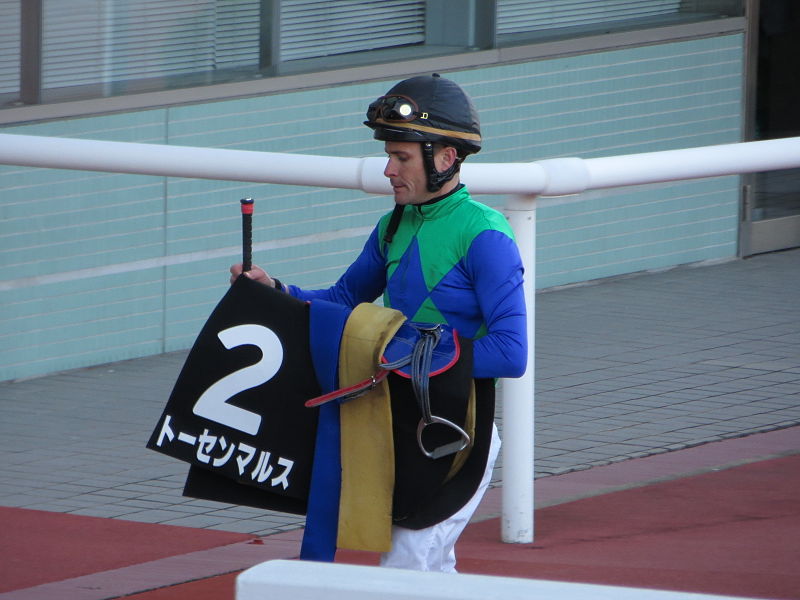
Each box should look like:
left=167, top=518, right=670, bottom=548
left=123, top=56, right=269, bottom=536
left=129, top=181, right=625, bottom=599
left=434, top=144, right=459, bottom=173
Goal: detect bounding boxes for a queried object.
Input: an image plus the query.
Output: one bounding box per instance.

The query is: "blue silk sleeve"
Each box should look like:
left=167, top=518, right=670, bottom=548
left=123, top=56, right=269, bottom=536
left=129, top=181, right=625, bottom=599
left=466, top=230, right=528, bottom=379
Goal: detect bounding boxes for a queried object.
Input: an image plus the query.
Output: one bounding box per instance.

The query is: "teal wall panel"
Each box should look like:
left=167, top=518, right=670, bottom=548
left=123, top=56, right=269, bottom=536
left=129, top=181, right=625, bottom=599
left=0, top=34, right=744, bottom=380
left=1, top=270, right=165, bottom=378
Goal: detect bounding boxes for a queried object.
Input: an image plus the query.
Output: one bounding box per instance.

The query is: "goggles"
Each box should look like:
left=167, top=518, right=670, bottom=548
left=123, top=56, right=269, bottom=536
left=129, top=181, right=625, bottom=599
left=367, top=94, right=428, bottom=123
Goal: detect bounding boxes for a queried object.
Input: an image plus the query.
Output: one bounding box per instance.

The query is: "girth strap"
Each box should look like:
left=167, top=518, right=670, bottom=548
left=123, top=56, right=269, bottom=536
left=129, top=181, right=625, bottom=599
left=336, top=303, right=406, bottom=553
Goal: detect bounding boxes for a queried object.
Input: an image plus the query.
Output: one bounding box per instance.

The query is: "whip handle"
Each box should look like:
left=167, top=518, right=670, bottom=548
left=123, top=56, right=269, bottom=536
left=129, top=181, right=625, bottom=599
left=240, top=198, right=254, bottom=272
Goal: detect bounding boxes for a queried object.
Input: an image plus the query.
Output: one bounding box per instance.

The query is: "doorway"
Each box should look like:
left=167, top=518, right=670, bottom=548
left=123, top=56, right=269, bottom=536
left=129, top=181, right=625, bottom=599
left=741, top=0, right=800, bottom=255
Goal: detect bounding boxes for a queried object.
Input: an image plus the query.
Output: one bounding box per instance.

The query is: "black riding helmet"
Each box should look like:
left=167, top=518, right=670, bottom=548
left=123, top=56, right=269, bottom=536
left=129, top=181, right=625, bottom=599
left=365, top=74, right=481, bottom=193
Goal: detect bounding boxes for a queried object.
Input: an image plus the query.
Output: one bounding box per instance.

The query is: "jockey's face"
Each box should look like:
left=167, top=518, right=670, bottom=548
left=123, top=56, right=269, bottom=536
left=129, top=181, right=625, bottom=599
left=383, top=141, right=457, bottom=205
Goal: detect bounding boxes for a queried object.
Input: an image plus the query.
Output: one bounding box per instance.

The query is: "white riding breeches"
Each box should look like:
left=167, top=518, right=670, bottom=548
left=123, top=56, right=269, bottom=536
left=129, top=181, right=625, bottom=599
left=380, top=423, right=501, bottom=572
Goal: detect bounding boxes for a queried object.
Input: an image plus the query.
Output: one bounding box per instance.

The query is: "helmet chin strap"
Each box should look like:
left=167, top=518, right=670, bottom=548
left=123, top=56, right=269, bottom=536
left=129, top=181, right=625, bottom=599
left=422, top=142, right=460, bottom=193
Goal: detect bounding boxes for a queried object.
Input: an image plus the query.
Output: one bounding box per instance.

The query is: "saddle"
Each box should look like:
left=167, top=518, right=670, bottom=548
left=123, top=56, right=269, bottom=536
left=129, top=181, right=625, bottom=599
left=304, top=301, right=492, bottom=540
left=305, top=320, right=472, bottom=460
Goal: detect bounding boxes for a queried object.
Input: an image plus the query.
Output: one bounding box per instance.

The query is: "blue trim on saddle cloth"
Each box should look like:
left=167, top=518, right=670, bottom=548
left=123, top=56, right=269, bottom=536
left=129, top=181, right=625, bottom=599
left=300, top=299, right=352, bottom=561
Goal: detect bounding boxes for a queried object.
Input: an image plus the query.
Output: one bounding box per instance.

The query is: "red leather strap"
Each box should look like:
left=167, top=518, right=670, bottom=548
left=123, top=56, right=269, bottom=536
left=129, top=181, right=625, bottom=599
left=304, top=369, right=390, bottom=408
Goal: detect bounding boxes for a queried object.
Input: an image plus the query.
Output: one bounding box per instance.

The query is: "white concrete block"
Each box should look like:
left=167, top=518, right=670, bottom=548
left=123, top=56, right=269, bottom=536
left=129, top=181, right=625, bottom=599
left=236, top=560, right=753, bottom=600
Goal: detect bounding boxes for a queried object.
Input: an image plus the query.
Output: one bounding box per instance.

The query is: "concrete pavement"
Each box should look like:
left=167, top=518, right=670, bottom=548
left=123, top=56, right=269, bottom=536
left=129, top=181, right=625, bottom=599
left=1, top=248, right=798, bottom=538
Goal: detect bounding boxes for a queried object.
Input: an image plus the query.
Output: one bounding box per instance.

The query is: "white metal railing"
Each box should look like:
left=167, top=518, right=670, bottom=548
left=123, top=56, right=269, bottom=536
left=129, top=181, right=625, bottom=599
left=1, top=132, right=799, bottom=544
left=3, top=133, right=799, bottom=195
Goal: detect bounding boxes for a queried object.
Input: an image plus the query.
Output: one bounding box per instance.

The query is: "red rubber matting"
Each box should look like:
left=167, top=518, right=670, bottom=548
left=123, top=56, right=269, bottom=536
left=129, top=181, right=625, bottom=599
left=124, top=572, right=239, bottom=600
left=0, top=508, right=253, bottom=593
left=454, top=454, right=800, bottom=599
left=4, top=454, right=799, bottom=599
left=336, top=454, right=800, bottom=600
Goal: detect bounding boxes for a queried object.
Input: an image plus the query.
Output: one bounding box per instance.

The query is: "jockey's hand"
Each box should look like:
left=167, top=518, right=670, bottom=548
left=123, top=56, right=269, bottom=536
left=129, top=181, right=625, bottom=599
left=229, top=263, right=275, bottom=287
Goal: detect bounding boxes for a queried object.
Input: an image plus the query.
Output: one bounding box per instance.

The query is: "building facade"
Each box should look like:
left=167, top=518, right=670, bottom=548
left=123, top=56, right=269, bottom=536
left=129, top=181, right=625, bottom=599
left=1, top=1, right=793, bottom=381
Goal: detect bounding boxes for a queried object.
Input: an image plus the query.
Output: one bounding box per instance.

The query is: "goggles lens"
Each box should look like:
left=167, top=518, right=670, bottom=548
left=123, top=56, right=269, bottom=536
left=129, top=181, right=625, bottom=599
left=368, top=95, right=422, bottom=123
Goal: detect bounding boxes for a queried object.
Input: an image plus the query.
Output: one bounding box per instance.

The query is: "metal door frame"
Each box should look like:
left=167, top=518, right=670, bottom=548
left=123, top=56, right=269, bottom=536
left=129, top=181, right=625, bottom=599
left=739, top=0, right=800, bottom=256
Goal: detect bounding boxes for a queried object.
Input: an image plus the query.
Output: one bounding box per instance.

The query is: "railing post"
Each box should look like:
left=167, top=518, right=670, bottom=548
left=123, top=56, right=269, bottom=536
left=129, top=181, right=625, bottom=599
left=501, top=195, right=537, bottom=543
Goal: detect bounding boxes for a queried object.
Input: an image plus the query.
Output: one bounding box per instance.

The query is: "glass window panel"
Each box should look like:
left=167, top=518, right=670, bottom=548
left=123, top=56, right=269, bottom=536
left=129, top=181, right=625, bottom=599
left=279, top=0, right=424, bottom=62
left=0, top=0, right=21, bottom=96
left=1, top=0, right=742, bottom=110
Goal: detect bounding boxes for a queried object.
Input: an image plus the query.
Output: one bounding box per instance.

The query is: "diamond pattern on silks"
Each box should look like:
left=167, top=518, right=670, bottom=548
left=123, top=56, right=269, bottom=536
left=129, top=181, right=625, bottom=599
left=428, top=269, right=486, bottom=340
left=385, top=238, right=429, bottom=319
left=386, top=238, right=484, bottom=339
